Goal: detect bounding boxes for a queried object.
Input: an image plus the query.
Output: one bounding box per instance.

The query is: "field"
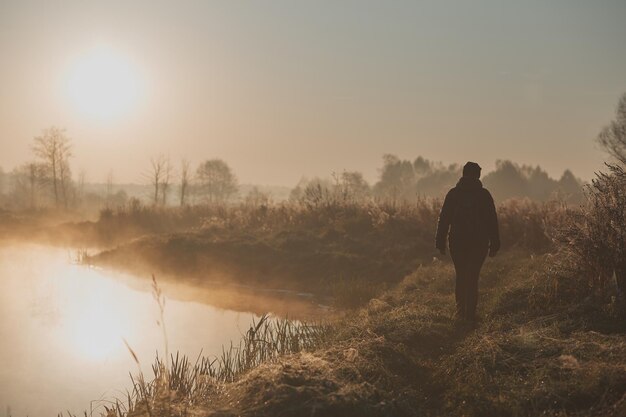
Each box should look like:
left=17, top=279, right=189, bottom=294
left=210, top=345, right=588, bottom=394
left=103, top=248, right=626, bottom=417
left=1, top=182, right=624, bottom=416
left=2, top=3, right=625, bottom=415
left=61, top=197, right=564, bottom=306
left=0, top=181, right=596, bottom=416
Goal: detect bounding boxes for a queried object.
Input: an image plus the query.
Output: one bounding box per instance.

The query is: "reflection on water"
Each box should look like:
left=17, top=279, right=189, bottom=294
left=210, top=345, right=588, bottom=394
left=0, top=244, right=324, bottom=416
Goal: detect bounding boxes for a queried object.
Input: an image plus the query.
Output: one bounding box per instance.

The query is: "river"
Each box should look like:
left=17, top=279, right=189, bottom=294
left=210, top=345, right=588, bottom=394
left=0, top=243, right=325, bottom=416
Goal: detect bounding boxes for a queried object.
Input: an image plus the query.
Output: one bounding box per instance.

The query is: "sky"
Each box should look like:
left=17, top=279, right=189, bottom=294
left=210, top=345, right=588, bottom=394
left=0, top=0, right=625, bottom=186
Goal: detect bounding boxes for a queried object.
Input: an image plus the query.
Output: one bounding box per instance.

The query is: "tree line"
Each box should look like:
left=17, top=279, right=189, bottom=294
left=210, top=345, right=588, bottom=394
left=289, top=156, right=584, bottom=207
left=146, top=155, right=238, bottom=207
left=289, top=92, right=626, bottom=206
left=0, top=128, right=239, bottom=211
left=1, top=92, right=624, bottom=211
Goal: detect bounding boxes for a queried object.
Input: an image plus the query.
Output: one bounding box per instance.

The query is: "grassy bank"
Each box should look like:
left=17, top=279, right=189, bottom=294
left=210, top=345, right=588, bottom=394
left=16, top=196, right=619, bottom=415
left=1, top=198, right=566, bottom=308
left=108, top=250, right=625, bottom=417
left=83, top=199, right=562, bottom=306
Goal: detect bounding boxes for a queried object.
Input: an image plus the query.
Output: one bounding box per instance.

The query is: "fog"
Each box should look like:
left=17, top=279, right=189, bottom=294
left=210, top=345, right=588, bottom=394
left=1, top=1, right=625, bottom=185
left=1, top=1, right=625, bottom=416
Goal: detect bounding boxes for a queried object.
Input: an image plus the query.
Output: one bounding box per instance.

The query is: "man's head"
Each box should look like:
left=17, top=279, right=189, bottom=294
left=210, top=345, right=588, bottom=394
left=462, top=162, right=481, bottom=179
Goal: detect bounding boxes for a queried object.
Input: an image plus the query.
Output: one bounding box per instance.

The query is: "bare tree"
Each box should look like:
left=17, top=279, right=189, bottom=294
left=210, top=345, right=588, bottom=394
left=160, top=157, right=172, bottom=206
left=597, top=92, right=626, bottom=165
left=179, top=159, right=191, bottom=206
left=10, top=163, right=45, bottom=209
left=32, top=127, right=72, bottom=208
left=149, top=155, right=166, bottom=205
left=337, top=171, right=371, bottom=203
left=196, top=159, right=238, bottom=203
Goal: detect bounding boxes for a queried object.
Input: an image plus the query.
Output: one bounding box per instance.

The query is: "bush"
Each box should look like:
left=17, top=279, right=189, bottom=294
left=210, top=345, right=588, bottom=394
left=554, top=164, right=626, bottom=301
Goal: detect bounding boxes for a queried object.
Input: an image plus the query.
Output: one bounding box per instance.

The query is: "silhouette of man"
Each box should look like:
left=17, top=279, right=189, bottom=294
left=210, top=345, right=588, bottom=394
left=435, top=162, right=500, bottom=321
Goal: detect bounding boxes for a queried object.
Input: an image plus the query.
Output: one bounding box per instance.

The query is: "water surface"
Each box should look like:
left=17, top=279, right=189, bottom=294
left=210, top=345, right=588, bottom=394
left=0, top=244, right=322, bottom=416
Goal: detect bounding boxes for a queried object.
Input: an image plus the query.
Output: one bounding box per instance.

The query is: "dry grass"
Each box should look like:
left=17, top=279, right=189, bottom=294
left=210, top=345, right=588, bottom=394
left=57, top=182, right=626, bottom=416
left=80, top=249, right=626, bottom=417
left=107, top=314, right=331, bottom=417
left=84, top=197, right=567, bottom=309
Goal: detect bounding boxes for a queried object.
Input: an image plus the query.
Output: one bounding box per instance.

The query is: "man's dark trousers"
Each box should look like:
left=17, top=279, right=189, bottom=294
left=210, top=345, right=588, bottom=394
left=450, top=243, right=488, bottom=320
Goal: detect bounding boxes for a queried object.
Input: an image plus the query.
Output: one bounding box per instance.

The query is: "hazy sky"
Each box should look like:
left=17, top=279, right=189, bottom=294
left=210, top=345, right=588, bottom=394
left=1, top=0, right=625, bottom=186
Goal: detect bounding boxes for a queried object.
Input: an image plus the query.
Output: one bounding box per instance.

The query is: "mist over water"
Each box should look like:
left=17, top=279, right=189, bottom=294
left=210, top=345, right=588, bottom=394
left=0, top=244, right=321, bottom=416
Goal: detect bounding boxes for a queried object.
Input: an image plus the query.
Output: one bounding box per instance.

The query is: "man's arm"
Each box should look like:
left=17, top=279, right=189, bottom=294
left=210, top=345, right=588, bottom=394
left=435, top=190, right=454, bottom=254
left=485, top=190, right=500, bottom=256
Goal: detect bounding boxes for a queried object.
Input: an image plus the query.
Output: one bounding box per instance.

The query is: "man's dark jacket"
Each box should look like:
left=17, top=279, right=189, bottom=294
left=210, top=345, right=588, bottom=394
left=435, top=177, right=500, bottom=251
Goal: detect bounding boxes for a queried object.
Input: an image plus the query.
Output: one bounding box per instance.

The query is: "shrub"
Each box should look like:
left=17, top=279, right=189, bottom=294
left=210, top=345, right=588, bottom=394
left=554, top=163, right=626, bottom=301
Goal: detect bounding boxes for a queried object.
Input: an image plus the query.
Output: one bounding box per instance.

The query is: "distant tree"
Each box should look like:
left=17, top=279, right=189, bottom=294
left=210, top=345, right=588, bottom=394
left=482, top=160, right=530, bottom=201
left=245, top=186, right=271, bottom=207
left=32, top=127, right=72, bottom=208
left=289, top=177, right=310, bottom=202
left=290, top=174, right=370, bottom=207
left=195, top=159, right=238, bottom=203
left=524, top=165, right=558, bottom=201
left=28, top=163, right=41, bottom=208
left=413, top=156, right=433, bottom=178
left=10, top=163, right=45, bottom=209
left=374, top=154, right=416, bottom=201
left=557, top=170, right=584, bottom=204
left=8, top=166, right=29, bottom=209
left=149, top=155, right=166, bottom=205
left=597, top=92, right=626, bottom=164
left=482, top=160, right=581, bottom=203
left=336, top=171, right=370, bottom=202
left=58, top=154, right=72, bottom=209
left=303, top=179, right=333, bottom=208
left=415, top=161, right=460, bottom=197
left=76, top=169, right=86, bottom=207
left=179, top=159, right=191, bottom=206
left=160, top=157, right=173, bottom=206
left=105, top=170, right=114, bottom=207
left=289, top=177, right=333, bottom=207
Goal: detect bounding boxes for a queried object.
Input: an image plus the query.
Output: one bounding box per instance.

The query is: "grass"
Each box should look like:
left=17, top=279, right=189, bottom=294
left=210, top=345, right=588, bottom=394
left=41, top=194, right=622, bottom=416
left=80, top=198, right=565, bottom=308
left=86, top=275, right=330, bottom=416
left=111, top=314, right=331, bottom=417
left=86, top=250, right=626, bottom=417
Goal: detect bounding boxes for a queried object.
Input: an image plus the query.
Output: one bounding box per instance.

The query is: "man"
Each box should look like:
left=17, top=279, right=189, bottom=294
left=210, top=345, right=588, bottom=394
left=435, top=162, right=500, bottom=321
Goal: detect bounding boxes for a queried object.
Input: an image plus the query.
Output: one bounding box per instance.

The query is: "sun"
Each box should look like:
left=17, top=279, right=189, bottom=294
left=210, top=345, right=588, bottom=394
left=65, top=45, right=143, bottom=121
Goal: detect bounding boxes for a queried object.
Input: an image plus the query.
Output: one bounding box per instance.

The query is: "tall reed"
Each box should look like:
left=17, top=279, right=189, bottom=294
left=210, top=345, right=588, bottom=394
left=115, top=314, right=330, bottom=416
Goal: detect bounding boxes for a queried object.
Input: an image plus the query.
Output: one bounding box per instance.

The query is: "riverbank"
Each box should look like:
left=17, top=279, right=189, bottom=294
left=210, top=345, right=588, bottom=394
left=1, top=200, right=561, bottom=308
left=80, top=200, right=558, bottom=307
left=6, top=202, right=623, bottom=416
left=122, top=250, right=626, bottom=416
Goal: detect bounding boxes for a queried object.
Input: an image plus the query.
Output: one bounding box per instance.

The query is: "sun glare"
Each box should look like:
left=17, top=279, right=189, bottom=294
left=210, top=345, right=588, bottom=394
left=65, top=45, right=143, bottom=121
left=59, top=266, right=134, bottom=360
